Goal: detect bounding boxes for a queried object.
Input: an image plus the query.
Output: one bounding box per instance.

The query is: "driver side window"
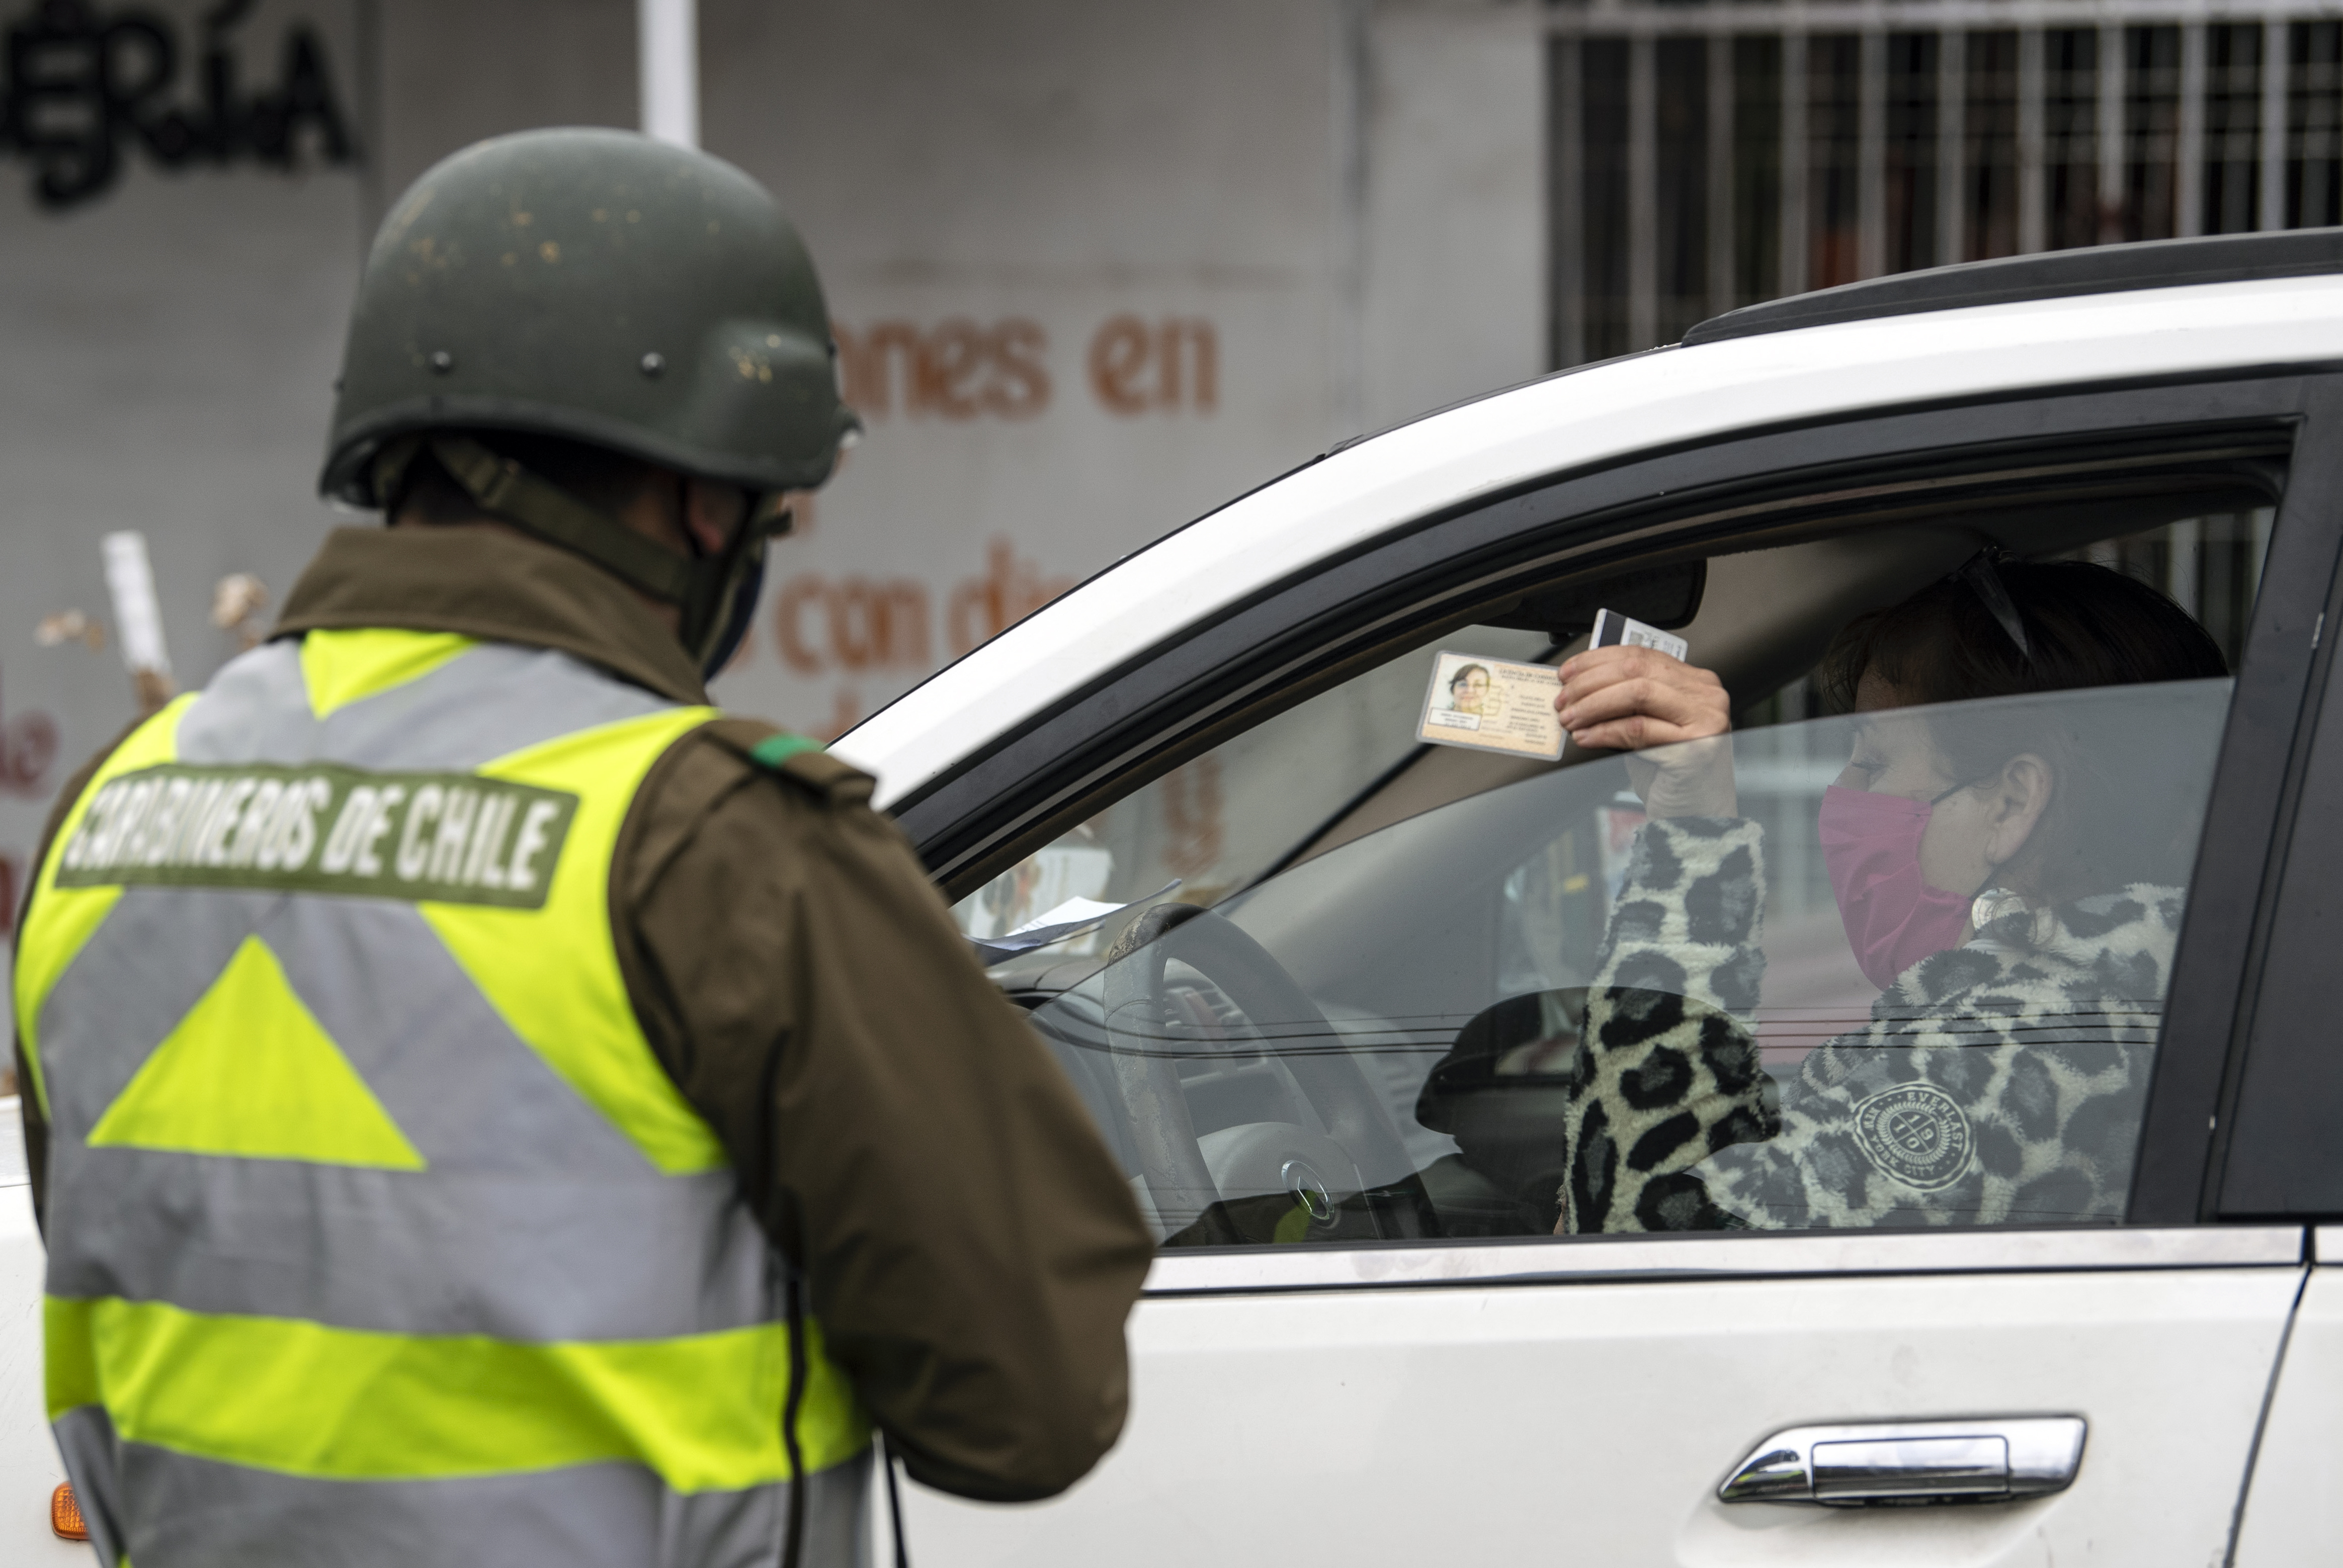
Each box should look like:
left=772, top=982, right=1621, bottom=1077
left=957, top=503, right=2272, bottom=1247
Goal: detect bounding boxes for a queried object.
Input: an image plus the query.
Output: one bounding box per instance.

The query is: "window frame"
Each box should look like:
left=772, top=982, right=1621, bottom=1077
left=899, top=376, right=2306, bottom=891
left=900, top=370, right=2339, bottom=1237
left=1142, top=1226, right=2303, bottom=1295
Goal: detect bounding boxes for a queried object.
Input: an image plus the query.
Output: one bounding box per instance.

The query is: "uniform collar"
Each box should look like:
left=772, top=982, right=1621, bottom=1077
left=273, top=526, right=711, bottom=706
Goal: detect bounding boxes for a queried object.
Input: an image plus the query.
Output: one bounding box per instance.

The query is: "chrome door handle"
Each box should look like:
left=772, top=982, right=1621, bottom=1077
left=1719, top=1417, right=2086, bottom=1507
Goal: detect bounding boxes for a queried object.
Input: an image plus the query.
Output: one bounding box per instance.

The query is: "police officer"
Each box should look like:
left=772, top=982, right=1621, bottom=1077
left=14, top=128, right=1154, bottom=1567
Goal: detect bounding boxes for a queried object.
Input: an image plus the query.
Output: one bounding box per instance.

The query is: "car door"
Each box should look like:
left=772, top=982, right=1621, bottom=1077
left=2212, top=525, right=2343, bottom=1561
left=2230, top=1231, right=2343, bottom=1562
left=886, top=376, right=2340, bottom=1567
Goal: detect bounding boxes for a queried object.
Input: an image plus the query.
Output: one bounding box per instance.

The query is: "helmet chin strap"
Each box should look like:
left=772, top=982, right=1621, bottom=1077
left=380, top=434, right=790, bottom=678
left=697, top=541, right=769, bottom=678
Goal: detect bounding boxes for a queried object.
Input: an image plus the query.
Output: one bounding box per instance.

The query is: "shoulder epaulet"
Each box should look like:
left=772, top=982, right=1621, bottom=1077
left=702, top=718, right=876, bottom=807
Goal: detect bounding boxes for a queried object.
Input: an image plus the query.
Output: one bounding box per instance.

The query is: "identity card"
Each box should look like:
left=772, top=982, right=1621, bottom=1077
left=1417, top=651, right=1564, bottom=760
left=1588, top=608, right=1690, bottom=661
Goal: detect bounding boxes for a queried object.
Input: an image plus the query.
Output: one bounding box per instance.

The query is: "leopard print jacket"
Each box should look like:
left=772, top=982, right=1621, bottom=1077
left=1561, top=817, right=2179, bottom=1234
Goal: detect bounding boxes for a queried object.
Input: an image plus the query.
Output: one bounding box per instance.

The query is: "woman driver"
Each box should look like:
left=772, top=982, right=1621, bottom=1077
left=1549, top=554, right=2228, bottom=1233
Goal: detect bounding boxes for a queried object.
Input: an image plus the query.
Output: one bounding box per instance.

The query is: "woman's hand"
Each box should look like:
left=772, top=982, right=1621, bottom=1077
left=1555, top=645, right=1737, bottom=818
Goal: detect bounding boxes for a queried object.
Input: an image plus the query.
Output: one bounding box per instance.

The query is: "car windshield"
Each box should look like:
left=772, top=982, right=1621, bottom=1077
left=956, top=508, right=2270, bottom=1245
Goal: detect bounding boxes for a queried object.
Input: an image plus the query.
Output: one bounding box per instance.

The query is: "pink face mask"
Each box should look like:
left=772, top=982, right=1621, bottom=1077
left=1817, top=783, right=1976, bottom=991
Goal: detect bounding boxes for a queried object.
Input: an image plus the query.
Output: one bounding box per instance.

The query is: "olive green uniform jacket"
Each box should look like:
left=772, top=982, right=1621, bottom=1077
left=15, top=525, right=1156, bottom=1503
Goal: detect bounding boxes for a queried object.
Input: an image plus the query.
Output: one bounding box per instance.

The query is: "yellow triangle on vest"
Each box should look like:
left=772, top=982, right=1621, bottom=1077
left=88, top=936, right=426, bottom=1170
left=300, top=628, right=475, bottom=720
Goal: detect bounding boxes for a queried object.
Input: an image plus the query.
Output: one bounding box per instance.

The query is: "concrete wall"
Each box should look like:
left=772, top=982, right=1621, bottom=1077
left=701, top=0, right=1347, bottom=732
left=0, top=0, right=1545, bottom=955
left=0, top=0, right=366, bottom=955
left=1361, top=1, right=1544, bottom=430
left=372, top=0, right=638, bottom=203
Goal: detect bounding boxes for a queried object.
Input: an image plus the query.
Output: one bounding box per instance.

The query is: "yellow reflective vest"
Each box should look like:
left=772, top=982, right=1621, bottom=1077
left=16, top=628, right=869, bottom=1568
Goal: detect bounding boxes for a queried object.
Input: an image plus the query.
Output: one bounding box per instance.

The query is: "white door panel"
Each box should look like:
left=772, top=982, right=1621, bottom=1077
left=2231, top=1257, right=2342, bottom=1563
left=905, top=1268, right=2299, bottom=1567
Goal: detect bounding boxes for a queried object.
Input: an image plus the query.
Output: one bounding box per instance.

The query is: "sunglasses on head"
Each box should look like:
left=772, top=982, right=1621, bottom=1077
left=1952, top=548, right=2032, bottom=666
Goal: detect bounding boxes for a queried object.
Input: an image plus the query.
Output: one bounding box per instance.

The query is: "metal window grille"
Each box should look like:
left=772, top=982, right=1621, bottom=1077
left=1551, top=0, right=2343, bottom=367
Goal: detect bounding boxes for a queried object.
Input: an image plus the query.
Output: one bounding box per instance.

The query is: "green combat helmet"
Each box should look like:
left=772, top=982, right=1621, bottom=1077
left=319, top=127, right=859, bottom=674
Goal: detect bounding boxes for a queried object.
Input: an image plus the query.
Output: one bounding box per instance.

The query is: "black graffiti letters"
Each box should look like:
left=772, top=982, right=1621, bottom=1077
left=2, top=0, right=352, bottom=210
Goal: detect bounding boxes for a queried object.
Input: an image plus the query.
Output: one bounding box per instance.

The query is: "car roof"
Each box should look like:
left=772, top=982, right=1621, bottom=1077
left=1683, top=226, right=2343, bottom=345
left=835, top=268, right=2343, bottom=809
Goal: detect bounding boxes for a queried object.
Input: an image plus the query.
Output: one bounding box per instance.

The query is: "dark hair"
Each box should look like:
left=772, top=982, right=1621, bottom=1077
left=1819, top=556, right=2232, bottom=903
left=386, top=430, right=665, bottom=526
left=1819, top=556, right=2227, bottom=711
left=1450, top=662, right=1490, bottom=689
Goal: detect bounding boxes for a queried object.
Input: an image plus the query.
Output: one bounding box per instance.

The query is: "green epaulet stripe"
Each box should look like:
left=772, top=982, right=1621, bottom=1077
left=748, top=734, right=824, bottom=770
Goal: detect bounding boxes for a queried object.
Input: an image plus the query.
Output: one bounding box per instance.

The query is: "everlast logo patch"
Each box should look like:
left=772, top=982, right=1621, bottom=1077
left=56, top=764, right=578, bottom=910
left=1851, top=1081, right=1975, bottom=1194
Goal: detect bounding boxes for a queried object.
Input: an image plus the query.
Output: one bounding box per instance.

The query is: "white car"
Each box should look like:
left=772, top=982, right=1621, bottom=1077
left=840, top=229, right=2343, bottom=1565
left=11, top=231, right=2343, bottom=1563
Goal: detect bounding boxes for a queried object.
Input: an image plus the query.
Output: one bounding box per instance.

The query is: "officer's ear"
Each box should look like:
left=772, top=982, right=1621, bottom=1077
left=681, top=478, right=752, bottom=557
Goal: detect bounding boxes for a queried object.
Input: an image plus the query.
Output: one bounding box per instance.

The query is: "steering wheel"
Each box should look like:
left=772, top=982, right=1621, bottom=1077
left=1101, top=904, right=1434, bottom=1243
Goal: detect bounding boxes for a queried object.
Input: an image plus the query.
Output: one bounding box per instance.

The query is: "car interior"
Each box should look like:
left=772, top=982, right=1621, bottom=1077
left=952, top=426, right=2288, bottom=1247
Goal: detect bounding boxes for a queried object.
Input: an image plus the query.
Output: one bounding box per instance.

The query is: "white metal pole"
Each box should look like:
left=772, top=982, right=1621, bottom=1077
left=2098, top=22, right=2126, bottom=242
left=102, top=532, right=175, bottom=714
left=1557, top=37, right=1588, bottom=366
left=1330, top=0, right=1369, bottom=435
left=2018, top=27, right=2047, bottom=252
left=2177, top=21, right=2207, bottom=236
left=1781, top=33, right=1810, bottom=295
left=2260, top=17, right=2290, bottom=228
left=638, top=0, right=700, bottom=149
left=1858, top=28, right=1888, bottom=277
left=1938, top=30, right=1966, bottom=265
left=1629, top=34, right=1659, bottom=345
left=1708, top=34, right=1736, bottom=316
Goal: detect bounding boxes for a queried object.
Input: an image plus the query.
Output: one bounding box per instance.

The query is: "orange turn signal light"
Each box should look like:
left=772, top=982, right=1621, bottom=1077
left=50, top=1481, right=88, bottom=1541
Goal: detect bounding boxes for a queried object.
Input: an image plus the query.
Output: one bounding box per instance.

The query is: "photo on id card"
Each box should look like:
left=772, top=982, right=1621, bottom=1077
left=1417, top=652, right=1564, bottom=760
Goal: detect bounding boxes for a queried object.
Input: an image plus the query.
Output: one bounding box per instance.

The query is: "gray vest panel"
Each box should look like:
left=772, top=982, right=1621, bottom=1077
left=39, top=638, right=851, bottom=1568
